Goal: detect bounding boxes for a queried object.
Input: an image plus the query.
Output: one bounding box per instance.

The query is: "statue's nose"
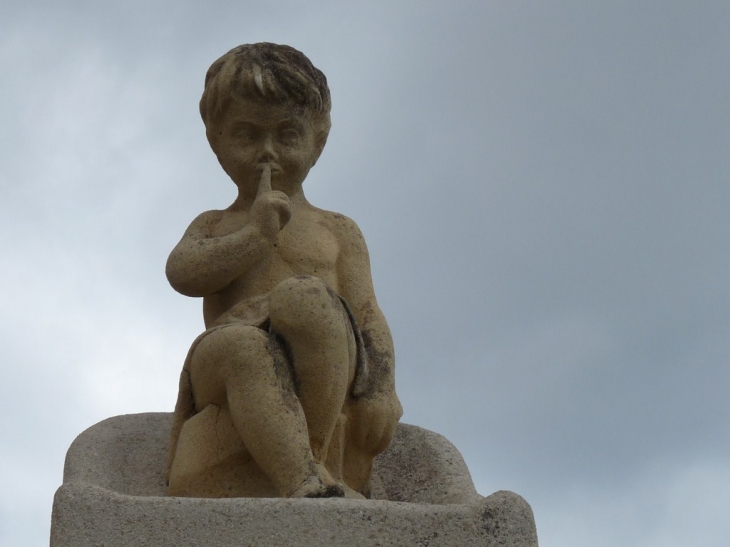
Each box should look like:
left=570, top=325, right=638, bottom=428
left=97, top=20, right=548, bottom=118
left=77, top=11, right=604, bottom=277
left=258, top=134, right=278, bottom=162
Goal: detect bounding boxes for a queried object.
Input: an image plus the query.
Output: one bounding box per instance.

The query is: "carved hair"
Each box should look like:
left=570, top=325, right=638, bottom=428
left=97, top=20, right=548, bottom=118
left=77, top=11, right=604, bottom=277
left=200, top=43, right=331, bottom=135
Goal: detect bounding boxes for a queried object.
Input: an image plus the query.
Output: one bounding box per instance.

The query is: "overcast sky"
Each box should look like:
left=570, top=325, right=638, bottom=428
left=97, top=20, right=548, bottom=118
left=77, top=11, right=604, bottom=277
left=2, top=1, right=729, bottom=546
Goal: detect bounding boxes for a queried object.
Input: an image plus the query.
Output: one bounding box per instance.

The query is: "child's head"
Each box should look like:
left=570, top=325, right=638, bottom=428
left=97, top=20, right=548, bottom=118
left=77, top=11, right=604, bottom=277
left=200, top=43, right=331, bottom=153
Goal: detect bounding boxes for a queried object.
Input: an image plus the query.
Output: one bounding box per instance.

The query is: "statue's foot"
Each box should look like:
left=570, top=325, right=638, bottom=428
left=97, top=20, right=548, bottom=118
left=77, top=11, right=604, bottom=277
left=290, top=464, right=345, bottom=498
left=343, top=484, right=366, bottom=500
left=290, top=475, right=345, bottom=498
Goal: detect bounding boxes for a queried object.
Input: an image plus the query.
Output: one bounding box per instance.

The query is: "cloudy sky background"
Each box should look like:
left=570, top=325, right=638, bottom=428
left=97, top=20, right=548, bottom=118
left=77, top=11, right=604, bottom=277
left=2, top=1, right=729, bottom=545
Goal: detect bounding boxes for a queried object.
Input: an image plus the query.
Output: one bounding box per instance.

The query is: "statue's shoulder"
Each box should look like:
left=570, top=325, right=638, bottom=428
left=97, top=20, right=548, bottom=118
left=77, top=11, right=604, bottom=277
left=194, top=208, right=227, bottom=223
left=312, top=207, right=362, bottom=237
left=184, top=208, right=229, bottom=235
left=308, top=208, right=370, bottom=261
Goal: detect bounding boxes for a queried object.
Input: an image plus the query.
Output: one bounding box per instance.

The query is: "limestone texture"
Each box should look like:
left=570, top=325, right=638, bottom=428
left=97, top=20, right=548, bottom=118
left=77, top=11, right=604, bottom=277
left=50, top=42, right=540, bottom=547
left=165, top=42, right=401, bottom=500
left=51, top=413, right=539, bottom=547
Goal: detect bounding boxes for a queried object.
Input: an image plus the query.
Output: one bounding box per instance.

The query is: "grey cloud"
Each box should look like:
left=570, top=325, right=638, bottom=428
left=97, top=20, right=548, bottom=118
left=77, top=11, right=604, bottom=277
left=1, top=2, right=729, bottom=546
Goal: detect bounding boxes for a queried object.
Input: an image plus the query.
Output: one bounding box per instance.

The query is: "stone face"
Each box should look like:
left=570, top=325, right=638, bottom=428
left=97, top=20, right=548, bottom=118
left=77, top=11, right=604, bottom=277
left=51, top=413, right=539, bottom=547
left=165, top=42, right=401, bottom=499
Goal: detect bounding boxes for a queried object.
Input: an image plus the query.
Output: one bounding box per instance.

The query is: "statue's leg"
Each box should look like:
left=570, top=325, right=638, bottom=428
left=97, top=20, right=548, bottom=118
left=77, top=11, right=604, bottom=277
left=166, top=365, right=194, bottom=485
left=188, top=323, right=342, bottom=497
left=269, top=276, right=357, bottom=465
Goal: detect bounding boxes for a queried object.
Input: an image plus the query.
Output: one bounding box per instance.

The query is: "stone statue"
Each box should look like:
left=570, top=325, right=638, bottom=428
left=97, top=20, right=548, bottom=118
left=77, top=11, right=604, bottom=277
left=164, top=43, right=402, bottom=500
left=51, top=43, right=539, bottom=545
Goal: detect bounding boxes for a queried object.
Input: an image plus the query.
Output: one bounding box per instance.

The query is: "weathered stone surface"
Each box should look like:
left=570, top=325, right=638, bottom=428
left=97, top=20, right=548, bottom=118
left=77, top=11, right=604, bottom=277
left=165, top=42, right=401, bottom=499
left=51, top=413, right=538, bottom=546
left=50, top=42, right=540, bottom=547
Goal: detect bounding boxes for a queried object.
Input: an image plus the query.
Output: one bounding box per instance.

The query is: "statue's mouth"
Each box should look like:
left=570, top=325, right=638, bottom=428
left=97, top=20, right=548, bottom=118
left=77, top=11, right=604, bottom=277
left=256, top=162, right=282, bottom=173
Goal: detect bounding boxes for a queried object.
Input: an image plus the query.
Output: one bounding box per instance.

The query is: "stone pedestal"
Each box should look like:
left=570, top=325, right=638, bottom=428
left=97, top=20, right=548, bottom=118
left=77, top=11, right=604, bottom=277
left=51, top=413, right=538, bottom=546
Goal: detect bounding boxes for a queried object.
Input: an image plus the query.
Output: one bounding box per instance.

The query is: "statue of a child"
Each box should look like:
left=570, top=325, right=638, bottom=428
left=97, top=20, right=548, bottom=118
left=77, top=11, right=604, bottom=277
left=165, top=43, right=402, bottom=499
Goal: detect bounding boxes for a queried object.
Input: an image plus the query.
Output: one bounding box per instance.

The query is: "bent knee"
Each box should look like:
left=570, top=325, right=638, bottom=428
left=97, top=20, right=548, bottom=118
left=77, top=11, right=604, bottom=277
left=194, top=324, right=287, bottom=378
left=269, top=276, right=343, bottom=331
left=195, top=324, right=269, bottom=362
left=189, top=325, right=287, bottom=407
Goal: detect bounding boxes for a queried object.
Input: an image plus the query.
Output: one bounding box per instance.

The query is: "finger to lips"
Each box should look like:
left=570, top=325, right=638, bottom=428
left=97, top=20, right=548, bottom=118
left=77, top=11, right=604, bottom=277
left=257, top=164, right=272, bottom=196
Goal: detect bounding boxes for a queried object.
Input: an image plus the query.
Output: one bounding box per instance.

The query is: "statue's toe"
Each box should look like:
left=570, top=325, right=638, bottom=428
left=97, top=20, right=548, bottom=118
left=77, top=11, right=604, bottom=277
left=290, top=475, right=345, bottom=498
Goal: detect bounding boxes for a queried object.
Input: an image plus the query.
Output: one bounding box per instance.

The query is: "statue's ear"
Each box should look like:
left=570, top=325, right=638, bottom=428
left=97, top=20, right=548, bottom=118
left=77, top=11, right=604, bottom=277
left=311, top=131, right=328, bottom=167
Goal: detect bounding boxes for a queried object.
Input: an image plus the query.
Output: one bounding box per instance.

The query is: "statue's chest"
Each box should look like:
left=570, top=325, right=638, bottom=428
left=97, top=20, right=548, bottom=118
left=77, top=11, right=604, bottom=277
left=276, top=218, right=339, bottom=274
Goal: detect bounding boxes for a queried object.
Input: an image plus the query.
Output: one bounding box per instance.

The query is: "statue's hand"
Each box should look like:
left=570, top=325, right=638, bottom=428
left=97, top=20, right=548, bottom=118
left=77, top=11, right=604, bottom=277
left=251, top=164, right=291, bottom=241
left=348, top=392, right=403, bottom=455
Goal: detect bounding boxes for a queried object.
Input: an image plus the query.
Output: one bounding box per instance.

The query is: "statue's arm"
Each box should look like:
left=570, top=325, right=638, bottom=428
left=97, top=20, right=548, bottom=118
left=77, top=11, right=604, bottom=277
left=335, top=216, right=403, bottom=453
left=166, top=210, right=271, bottom=297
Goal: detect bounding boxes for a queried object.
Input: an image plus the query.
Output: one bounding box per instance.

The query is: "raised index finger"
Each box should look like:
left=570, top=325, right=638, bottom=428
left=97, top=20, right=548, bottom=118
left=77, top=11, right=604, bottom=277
left=257, top=164, right=272, bottom=197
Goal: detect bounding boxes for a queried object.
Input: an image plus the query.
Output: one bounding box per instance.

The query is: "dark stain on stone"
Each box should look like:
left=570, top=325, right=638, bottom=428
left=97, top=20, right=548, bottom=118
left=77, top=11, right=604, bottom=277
left=416, top=531, right=439, bottom=546
left=337, top=295, right=369, bottom=397
left=481, top=508, right=501, bottom=535
left=358, top=329, right=393, bottom=397
left=266, top=333, right=299, bottom=408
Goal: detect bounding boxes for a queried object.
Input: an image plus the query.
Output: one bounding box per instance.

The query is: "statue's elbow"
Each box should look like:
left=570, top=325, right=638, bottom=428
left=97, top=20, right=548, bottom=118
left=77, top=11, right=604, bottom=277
left=166, top=260, right=210, bottom=298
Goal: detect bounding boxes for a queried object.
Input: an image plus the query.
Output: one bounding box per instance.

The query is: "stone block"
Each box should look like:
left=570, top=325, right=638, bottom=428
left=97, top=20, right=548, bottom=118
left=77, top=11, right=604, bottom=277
left=51, top=413, right=538, bottom=546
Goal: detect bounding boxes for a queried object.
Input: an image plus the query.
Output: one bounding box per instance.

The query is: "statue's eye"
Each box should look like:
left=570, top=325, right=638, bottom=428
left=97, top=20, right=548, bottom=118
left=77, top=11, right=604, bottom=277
left=234, top=124, right=259, bottom=141
left=279, top=128, right=300, bottom=143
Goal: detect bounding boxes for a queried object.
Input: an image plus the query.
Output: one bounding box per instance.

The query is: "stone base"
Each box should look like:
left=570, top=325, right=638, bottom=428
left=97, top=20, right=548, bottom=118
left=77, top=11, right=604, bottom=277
left=51, top=413, right=538, bottom=547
